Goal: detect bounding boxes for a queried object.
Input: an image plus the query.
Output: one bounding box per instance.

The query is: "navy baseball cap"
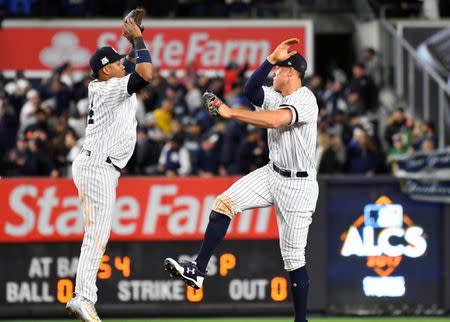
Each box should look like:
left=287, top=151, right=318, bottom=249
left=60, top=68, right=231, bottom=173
left=89, top=46, right=126, bottom=78
left=275, top=52, right=307, bottom=76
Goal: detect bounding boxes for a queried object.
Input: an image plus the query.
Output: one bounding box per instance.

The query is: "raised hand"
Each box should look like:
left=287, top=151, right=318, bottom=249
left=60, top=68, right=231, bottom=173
left=122, top=17, right=142, bottom=43
left=267, top=38, right=299, bottom=64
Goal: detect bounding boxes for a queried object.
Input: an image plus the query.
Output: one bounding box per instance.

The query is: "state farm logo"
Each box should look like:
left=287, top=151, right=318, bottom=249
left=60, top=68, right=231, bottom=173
left=39, top=32, right=91, bottom=68
left=340, top=195, right=428, bottom=297
left=1, top=182, right=277, bottom=241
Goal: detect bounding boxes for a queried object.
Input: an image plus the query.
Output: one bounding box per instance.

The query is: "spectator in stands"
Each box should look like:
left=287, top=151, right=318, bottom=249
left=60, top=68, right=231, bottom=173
left=328, top=110, right=353, bottom=145
left=159, top=133, right=191, bottom=176
left=224, top=56, right=248, bottom=95
left=347, top=127, right=380, bottom=175
left=153, top=99, right=175, bottom=136
left=183, top=118, right=203, bottom=174
left=23, top=108, right=53, bottom=142
left=219, top=116, right=248, bottom=176
left=348, top=62, right=378, bottom=113
left=64, top=129, right=83, bottom=177
left=184, top=80, right=203, bottom=114
left=386, top=133, right=409, bottom=172
left=413, top=120, right=438, bottom=150
left=384, top=107, right=413, bottom=148
left=28, top=137, right=58, bottom=177
left=362, top=47, right=382, bottom=86
left=323, top=74, right=347, bottom=116
left=197, top=133, right=221, bottom=176
left=57, top=62, right=75, bottom=87
left=0, top=97, right=18, bottom=164
left=317, top=133, right=346, bottom=174
left=68, top=98, right=88, bottom=138
left=4, top=135, right=32, bottom=176
left=134, top=126, right=162, bottom=175
left=421, top=138, right=435, bottom=154
left=237, top=128, right=267, bottom=174
left=19, top=89, right=40, bottom=133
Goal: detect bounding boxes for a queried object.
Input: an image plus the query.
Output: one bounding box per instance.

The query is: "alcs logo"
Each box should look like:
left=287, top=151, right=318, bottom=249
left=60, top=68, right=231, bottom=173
left=340, top=195, right=427, bottom=276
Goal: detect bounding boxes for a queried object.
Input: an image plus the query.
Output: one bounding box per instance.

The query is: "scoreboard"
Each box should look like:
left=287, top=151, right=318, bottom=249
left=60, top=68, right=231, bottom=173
left=1, top=177, right=448, bottom=317
left=0, top=240, right=292, bottom=318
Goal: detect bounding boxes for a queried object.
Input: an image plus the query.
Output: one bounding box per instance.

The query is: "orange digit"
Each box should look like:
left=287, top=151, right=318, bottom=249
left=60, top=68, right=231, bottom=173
left=98, top=255, right=111, bottom=279
left=57, top=279, right=73, bottom=304
left=114, top=256, right=131, bottom=277
left=186, top=286, right=203, bottom=302
left=271, top=277, right=288, bottom=301
left=220, top=253, right=236, bottom=276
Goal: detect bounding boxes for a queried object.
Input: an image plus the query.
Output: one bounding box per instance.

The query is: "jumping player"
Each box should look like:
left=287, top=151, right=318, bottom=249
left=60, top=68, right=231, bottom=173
left=164, top=38, right=318, bottom=322
left=66, top=17, right=152, bottom=321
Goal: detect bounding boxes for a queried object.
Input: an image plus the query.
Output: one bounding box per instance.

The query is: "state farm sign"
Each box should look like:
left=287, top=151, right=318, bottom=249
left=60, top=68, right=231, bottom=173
left=0, top=178, right=279, bottom=242
left=0, top=20, right=313, bottom=74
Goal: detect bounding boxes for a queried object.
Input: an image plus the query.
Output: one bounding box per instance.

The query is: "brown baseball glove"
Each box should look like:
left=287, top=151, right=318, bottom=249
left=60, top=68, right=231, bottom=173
left=124, top=8, right=145, bottom=32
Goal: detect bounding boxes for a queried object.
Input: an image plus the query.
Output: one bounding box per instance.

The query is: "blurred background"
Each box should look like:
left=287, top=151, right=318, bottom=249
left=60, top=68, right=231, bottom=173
left=0, top=0, right=450, bottom=321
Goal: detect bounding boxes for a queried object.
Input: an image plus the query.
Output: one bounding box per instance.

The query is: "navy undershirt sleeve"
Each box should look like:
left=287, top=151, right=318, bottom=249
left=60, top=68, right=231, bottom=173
left=127, top=72, right=149, bottom=95
left=123, top=59, right=135, bottom=75
left=243, top=59, right=274, bottom=107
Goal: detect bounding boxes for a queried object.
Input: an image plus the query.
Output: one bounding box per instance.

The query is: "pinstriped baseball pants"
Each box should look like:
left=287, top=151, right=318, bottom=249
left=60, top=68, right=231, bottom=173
left=72, top=153, right=120, bottom=303
left=218, top=163, right=319, bottom=271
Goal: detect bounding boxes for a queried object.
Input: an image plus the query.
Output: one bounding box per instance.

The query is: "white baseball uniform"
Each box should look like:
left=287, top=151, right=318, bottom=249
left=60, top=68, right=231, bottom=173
left=71, top=73, right=137, bottom=303
left=217, top=85, right=319, bottom=271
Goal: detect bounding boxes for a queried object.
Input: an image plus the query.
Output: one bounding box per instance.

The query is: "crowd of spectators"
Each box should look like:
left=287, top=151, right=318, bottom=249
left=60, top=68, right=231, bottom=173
left=0, top=0, right=282, bottom=19
left=0, top=46, right=439, bottom=178
left=2, top=0, right=448, bottom=19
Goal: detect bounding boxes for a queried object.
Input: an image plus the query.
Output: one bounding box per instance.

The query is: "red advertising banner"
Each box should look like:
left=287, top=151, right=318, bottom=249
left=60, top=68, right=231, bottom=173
left=0, top=20, right=313, bottom=74
left=0, top=178, right=279, bottom=243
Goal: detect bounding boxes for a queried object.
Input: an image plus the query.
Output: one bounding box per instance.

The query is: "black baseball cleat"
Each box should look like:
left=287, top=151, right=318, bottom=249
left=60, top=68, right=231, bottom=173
left=164, top=258, right=205, bottom=289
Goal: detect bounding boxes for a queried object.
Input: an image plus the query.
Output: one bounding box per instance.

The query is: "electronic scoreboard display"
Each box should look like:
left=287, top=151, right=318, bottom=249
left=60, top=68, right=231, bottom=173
left=326, top=180, right=442, bottom=315
left=0, top=240, right=292, bottom=318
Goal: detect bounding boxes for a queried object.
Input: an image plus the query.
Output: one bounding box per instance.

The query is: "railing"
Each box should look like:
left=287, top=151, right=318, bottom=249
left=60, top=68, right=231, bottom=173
left=379, top=7, right=450, bottom=149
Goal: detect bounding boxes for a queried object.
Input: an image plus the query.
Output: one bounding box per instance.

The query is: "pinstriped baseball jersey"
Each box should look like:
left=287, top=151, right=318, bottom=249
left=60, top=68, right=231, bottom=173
left=217, top=84, right=319, bottom=271
left=83, top=74, right=138, bottom=169
left=257, top=86, right=318, bottom=171
left=72, top=72, right=138, bottom=304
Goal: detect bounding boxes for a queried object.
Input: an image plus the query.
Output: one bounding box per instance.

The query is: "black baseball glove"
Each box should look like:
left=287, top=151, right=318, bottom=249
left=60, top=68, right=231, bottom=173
left=124, top=8, right=145, bottom=32
left=202, top=91, right=223, bottom=117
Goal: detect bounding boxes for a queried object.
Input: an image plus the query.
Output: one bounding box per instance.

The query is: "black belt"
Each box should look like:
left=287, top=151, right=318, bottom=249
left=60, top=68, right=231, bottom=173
left=273, top=163, right=308, bottom=178
left=83, top=150, right=121, bottom=172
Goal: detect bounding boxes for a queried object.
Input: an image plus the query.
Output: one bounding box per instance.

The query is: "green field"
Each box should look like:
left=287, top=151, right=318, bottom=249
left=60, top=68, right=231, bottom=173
left=2, top=318, right=449, bottom=322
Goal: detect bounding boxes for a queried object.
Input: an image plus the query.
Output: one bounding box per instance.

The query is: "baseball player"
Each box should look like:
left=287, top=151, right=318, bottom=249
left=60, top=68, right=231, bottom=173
left=66, top=15, right=152, bottom=322
left=164, top=38, right=318, bottom=322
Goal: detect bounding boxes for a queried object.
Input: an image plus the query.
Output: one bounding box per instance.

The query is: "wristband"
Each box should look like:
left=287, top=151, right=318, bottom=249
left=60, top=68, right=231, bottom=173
left=136, top=50, right=152, bottom=64
left=128, top=48, right=136, bottom=59
left=133, top=36, right=146, bottom=50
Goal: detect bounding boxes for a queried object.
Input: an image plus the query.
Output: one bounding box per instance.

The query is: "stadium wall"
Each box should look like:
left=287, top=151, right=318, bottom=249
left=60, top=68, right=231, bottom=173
left=0, top=176, right=447, bottom=317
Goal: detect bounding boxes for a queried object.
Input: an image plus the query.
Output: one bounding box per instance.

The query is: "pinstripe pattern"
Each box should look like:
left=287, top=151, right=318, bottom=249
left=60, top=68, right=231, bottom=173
left=84, top=74, right=137, bottom=169
left=260, top=86, right=318, bottom=171
left=72, top=153, right=120, bottom=303
left=71, top=75, right=137, bottom=303
left=222, top=85, right=319, bottom=271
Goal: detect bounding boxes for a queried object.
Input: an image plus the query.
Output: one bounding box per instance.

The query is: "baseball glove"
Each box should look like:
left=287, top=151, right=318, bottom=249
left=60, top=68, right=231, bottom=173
left=202, top=91, right=223, bottom=117
left=124, top=8, right=145, bottom=32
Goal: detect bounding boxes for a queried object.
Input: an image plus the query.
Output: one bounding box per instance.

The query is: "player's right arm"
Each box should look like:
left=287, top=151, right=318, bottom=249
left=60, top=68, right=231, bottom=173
left=243, top=60, right=272, bottom=107
left=122, top=17, right=152, bottom=94
left=244, top=38, right=300, bottom=108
